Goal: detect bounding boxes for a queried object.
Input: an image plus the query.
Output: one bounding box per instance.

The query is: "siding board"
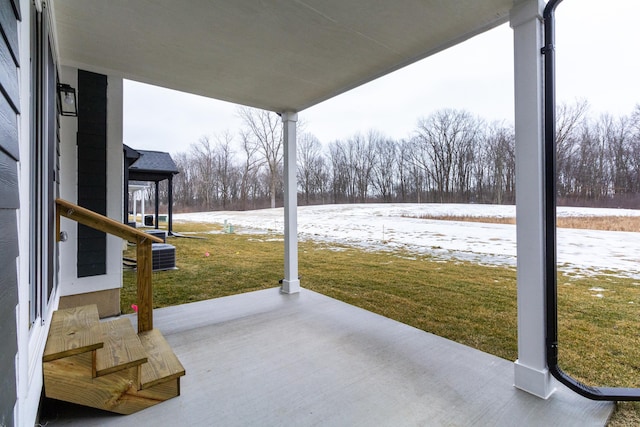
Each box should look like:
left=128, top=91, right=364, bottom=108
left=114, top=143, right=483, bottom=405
left=0, top=3, right=17, bottom=424
left=0, top=344, right=16, bottom=426
left=0, top=0, right=18, bottom=65
left=0, top=258, right=18, bottom=314
left=0, top=31, right=17, bottom=112
left=0, top=150, right=18, bottom=208
left=8, top=0, right=18, bottom=21
left=0, top=210, right=17, bottom=427
left=0, top=91, right=17, bottom=159
left=0, top=209, right=17, bottom=256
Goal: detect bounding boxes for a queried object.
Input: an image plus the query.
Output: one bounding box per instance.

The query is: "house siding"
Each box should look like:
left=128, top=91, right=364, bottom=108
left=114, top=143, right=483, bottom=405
left=0, top=0, right=20, bottom=424
left=76, top=70, right=107, bottom=277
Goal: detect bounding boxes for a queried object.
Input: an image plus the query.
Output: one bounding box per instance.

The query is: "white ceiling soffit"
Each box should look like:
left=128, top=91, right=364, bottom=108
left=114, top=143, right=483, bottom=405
left=52, top=0, right=513, bottom=113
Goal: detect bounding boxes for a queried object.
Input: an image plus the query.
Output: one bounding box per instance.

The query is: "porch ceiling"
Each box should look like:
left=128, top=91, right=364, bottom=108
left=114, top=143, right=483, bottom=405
left=51, top=0, right=514, bottom=113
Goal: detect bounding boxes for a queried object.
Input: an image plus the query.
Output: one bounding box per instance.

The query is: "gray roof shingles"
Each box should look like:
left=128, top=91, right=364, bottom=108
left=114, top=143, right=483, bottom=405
left=129, top=150, right=178, bottom=174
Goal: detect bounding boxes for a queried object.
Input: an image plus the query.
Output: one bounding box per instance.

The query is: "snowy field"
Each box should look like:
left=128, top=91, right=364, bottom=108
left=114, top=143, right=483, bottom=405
left=175, top=203, right=640, bottom=279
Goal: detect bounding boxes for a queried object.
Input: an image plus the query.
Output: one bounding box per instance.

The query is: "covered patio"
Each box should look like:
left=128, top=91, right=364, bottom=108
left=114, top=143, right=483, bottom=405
left=46, top=0, right=618, bottom=423
left=42, top=288, right=612, bottom=426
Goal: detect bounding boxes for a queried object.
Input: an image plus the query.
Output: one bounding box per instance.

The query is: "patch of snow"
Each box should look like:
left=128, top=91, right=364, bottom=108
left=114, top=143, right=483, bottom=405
left=175, top=203, right=640, bottom=279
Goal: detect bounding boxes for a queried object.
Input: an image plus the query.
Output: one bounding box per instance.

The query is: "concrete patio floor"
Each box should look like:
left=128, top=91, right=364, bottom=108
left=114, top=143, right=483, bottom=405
left=41, top=287, right=614, bottom=426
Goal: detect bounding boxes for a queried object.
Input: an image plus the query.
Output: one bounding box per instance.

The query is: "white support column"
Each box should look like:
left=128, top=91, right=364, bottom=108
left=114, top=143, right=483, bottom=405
left=133, top=191, right=138, bottom=222
left=281, top=111, right=300, bottom=294
left=511, top=0, right=555, bottom=399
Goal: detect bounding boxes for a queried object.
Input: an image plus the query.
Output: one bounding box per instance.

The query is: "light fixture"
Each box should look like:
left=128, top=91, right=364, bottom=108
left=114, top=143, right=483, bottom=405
left=57, top=83, right=77, bottom=117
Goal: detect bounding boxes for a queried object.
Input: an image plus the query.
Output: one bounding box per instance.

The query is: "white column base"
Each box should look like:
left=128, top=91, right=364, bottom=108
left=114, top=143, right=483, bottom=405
left=514, top=360, right=555, bottom=399
left=281, top=279, right=300, bottom=294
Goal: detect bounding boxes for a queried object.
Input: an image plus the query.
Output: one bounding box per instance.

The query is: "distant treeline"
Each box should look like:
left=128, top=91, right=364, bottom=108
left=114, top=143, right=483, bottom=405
left=148, top=101, right=640, bottom=212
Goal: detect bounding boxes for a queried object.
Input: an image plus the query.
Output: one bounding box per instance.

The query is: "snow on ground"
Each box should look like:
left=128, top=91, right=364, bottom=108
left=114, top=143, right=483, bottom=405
left=175, top=203, right=640, bottom=279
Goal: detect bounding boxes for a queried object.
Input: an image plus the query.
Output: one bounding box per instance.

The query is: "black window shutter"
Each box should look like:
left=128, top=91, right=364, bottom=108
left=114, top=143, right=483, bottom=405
left=77, top=70, right=107, bottom=277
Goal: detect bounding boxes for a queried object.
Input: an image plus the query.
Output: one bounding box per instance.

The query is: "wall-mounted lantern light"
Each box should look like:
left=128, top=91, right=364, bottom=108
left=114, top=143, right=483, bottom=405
left=57, top=83, right=77, bottom=117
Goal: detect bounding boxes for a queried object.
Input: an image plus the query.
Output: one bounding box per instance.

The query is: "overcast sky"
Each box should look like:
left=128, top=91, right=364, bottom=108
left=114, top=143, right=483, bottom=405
left=123, top=0, right=640, bottom=155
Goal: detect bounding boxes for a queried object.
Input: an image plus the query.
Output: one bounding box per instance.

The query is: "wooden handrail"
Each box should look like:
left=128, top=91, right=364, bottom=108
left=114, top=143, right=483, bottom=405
left=55, top=198, right=162, bottom=332
left=55, top=198, right=163, bottom=244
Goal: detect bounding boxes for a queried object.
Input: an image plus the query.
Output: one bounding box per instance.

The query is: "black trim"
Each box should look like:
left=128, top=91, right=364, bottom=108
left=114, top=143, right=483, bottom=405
left=543, top=0, right=640, bottom=401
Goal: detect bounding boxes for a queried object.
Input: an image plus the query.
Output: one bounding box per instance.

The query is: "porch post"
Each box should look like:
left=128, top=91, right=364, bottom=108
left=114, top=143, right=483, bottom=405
left=124, top=155, right=130, bottom=224
left=281, top=111, right=300, bottom=294
left=168, top=175, right=174, bottom=235
left=511, top=0, right=554, bottom=399
left=154, top=181, right=159, bottom=229
left=133, top=191, right=138, bottom=223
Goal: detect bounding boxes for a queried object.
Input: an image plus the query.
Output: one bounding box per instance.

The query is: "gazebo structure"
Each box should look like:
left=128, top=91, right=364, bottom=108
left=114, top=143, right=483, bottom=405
left=124, top=145, right=179, bottom=235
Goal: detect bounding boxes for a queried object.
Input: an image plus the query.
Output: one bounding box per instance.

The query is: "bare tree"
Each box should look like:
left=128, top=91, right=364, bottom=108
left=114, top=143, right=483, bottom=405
left=297, top=132, right=325, bottom=205
left=371, top=133, right=397, bottom=202
left=190, top=137, right=217, bottom=210
left=395, top=139, right=411, bottom=202
left=166, top=100, right=640, bottom=212
left=629, top=105, right=640, bottom=195
left=213, top=131, right=237, bottom=209
left=238, top=107, right=283, bottom=208
left=414, top=109, right=480, bottom=202
left=571, top=121, right=608, bottom=201
left=484, top=124, right=515, bottom=204
left=327, top=140, right=349, bottom=203
left=172, top=152, right=196, bottom=209
left=602, top=114, right=632, bottom=196
left=555, top=100, right=589, bottom=196
left=351, top=132, right=376, bottom=202
left=238, top=129, right=263, bottom=210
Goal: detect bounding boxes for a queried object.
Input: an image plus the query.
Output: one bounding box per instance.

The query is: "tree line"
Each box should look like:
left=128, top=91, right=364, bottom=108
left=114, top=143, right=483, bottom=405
left=157, top=102, right=640, bottom=212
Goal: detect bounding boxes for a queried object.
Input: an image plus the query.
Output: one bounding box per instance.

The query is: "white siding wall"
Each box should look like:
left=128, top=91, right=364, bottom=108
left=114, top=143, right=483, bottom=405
left=57, top=67, right=123, bottom=297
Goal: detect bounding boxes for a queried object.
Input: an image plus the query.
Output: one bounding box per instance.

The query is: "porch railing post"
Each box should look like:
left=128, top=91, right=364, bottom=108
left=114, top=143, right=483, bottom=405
left=136, top=236, right=153, bottom=332
left=55, top=199, right=161, bottom=333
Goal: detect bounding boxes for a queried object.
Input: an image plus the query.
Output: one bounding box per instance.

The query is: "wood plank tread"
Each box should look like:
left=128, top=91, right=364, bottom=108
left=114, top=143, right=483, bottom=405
left=43, top=305, right=103, bottom=362
left=95, top=317, right=148, bottom=377
left=138, top=329, right=185, bottom=389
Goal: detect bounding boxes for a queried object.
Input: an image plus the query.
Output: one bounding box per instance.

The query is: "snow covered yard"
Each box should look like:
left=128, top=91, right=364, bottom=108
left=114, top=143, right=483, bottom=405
left=175, top=203, right=640, bottom=279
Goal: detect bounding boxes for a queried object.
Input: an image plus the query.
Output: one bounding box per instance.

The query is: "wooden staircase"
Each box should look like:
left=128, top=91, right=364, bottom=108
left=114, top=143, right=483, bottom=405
left=43, top=304, right=185, bottom=415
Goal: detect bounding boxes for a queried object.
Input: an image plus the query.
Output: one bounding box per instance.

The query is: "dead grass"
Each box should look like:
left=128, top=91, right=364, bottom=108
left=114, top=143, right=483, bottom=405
left=123, top=221, right=640, bottom=425
left=410, top=214, right=640, bottom=232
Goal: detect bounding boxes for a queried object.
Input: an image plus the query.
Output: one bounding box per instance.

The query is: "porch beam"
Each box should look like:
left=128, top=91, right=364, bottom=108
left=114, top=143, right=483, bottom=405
left=510, top=0, right=554, bottom=399
left=281, top=111, right=300, bottom=294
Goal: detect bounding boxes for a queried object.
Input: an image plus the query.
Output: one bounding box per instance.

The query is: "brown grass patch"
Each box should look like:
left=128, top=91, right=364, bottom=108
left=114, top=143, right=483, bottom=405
left=411, top=214, right=640, bottom=232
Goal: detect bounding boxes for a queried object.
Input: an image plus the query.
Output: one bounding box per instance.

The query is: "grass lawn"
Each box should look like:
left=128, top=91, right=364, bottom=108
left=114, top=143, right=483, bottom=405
left=123, top=221, right=640, bottom=425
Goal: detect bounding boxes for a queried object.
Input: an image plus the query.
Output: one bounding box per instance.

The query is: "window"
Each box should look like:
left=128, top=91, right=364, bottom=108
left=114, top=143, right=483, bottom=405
left=29, top=3, right=58, bottom=326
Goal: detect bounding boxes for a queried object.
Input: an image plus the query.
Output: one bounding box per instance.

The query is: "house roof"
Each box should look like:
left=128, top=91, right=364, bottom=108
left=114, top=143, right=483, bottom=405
left=51, top=0, right=514, bottom=113
left=128, top=150, right=179, bottom=182
left=123, top=144, right=141, bottom=161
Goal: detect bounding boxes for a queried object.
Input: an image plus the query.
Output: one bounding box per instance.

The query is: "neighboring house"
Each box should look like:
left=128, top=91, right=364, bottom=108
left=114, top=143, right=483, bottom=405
left=0, top=0, right=584, bottom=425
left=125, top=148, right=179, bottom=235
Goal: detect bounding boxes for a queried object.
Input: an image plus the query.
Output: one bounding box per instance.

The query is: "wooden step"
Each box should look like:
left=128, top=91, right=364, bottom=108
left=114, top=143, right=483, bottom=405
left=138, top=328, right=185, bottom=389
left=95, top=317, right=148, bottom=377
left=43, top=305, right=103, bottom=362
left=44, top=352, right=180, bottom=415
